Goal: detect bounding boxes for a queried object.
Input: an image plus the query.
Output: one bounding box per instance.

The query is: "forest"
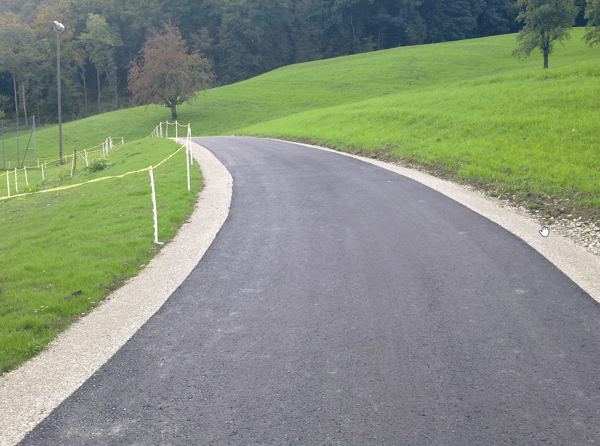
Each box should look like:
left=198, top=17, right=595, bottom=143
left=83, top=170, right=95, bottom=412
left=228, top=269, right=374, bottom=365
left=0, top=0, right=590, bottom=126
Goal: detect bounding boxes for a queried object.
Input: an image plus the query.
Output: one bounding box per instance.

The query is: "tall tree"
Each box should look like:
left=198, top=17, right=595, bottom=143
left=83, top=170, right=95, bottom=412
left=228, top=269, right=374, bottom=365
left=79, top=13, right=122, bottom=113
left=512, top=0, right=578, bottom=68
left=583, top=0, right=600, bottom=46
left=128, top=22, right=213, bottom=120
left=0, top=20, right=43, bottom=125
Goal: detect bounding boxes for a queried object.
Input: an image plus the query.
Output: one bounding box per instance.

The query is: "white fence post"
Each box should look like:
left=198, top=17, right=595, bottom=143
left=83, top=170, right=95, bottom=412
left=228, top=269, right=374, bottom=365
left=42, top=164, right=44, bottom=181
left=14, top=168, right=18, bottom=194
left=24, top=166, right=28, bottom=186
left=6, top=172, right=10, bottom=197
left=149, top=166, right=163, bottom=245
left=186, top=145, right=191, bottom=192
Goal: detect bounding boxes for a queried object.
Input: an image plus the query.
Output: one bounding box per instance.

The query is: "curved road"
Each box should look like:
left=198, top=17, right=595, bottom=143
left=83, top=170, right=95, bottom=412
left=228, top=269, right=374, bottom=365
left=20, top=137, right=600, bottom=444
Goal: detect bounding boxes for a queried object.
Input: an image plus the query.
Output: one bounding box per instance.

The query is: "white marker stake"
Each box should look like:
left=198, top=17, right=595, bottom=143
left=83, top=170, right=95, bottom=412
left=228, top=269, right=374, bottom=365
left=176, top=121, right=178, bottom=139
left=42, top=164, right=45, bottom=181
left=14, top=168, right=18, bottom=194
left=149, top=166, right=163, bottom=245
left=6, top=171, right=10, bottom=197
left=186, top=146, right=191, bottom=192
left=24, top=166, right=28, bottom=186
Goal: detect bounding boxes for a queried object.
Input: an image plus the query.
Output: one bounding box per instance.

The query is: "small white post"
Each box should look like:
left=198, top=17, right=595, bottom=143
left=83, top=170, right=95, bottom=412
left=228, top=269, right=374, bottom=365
left=84, top=149, right=89, bottom=166
left=24, top=166, right=28, bottom=186
left=109, top=136, right=113, bottom=149
left=70, top=149, right=75, bottom=177
left=175, top=121, right=178, bottom=139
left=186, top=146, right=191, bottom=192
left=121, top=137, right=124, bottom=144
left=159, top=122, right=163, bottom=138
left=187, top=125, right=193, bottom=165
left=6, top=171, right=10, bottom=197
left=14, top=168, right=18, bottom=193
left=166, top=122, right=169, bottom=139
left=149, top=166, right=163, bottom=245
left=42, top=164, right=45, bottom=181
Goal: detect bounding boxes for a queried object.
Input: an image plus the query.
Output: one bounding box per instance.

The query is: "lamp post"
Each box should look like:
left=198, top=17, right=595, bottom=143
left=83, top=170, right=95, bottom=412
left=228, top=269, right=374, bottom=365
left=53, top=20, right=65, bottom=164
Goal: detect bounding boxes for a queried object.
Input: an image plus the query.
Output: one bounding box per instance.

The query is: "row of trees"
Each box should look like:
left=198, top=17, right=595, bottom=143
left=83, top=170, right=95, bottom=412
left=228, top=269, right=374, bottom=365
left=1, top=0, right=599, bottom=125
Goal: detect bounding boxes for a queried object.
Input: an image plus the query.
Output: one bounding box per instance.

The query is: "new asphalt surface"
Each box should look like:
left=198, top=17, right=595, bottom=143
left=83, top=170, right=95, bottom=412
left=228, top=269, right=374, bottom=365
left=19, top=137, right=600, bottom=444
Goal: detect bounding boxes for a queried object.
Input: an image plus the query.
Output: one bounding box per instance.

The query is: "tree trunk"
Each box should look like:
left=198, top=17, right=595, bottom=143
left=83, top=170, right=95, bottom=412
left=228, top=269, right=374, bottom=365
left=544, top=52, right=549, bottom=69
left=12, top=74, right=18, bottom=118
left=22, top=82, right=28, bottom=127
left=97, top=67, right=101, bottom=114
left=170, top=104, right=178, bottom=120
left=82, top=65, right=88, bottom=109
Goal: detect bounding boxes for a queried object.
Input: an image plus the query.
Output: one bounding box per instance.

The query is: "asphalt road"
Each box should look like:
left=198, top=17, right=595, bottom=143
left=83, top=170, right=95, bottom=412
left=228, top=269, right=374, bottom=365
left=20, top=137, right=600, bottom=445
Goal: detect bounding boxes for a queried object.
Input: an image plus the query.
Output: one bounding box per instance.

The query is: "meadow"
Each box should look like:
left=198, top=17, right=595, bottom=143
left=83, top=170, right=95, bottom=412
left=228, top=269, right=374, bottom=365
left=1, top=28, right=599, bottom=373
left=0, top=129, right=201, bottom=374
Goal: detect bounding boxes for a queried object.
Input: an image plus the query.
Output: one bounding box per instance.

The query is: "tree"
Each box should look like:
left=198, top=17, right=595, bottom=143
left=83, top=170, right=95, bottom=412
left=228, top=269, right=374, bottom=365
left=128, top=22, right=213, bottom=120
left=0, top=19, right=44, bottom=125
left=512, top=0, right=578, bottom=68
left=583, top=0, right=600, bottom=46
left=79, top=13, right=122, bottom=113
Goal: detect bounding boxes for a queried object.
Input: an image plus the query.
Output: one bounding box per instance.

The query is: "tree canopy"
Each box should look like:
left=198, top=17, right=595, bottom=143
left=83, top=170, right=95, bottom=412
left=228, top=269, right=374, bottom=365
left=0, top=0, right=594, bottom=124
left=128, top=22, right=213, bottom=120
left=512, top=0, right=579, bottom=68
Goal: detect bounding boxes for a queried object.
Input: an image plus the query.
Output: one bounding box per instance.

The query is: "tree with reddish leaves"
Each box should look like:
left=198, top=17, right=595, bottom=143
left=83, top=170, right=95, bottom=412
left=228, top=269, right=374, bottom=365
left=128, top=22, right=213, bottom=120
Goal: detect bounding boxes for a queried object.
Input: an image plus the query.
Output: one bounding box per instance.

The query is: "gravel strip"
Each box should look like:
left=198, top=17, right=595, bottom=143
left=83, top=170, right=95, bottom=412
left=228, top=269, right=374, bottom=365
left=1, top=137, right=598, bottom=445
left=0, top=141, right=232, bottom=446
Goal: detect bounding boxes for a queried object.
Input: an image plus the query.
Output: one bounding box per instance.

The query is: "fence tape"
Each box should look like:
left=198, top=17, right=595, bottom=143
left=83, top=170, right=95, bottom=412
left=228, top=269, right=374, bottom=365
left=1, top=143, right=186, bottom=201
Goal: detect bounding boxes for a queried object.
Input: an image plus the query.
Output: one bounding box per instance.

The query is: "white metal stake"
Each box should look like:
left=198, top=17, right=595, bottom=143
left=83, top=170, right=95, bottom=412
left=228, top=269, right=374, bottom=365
left=166, top=122, right=168, bottom=139
left=24, top=166, right=28, bottom=186
left=42, top=164, right=44, bottom=181
left=14, top=168, right=18, bottom=193
left=84, top=149, right=89, bottom=166
left=6, top=171, right=10, bottom=197
left=160, top=122, right=163, bottom=138
left=149, top=166, right=163, bottom=245
left=176, top=121, right=178, bottom=139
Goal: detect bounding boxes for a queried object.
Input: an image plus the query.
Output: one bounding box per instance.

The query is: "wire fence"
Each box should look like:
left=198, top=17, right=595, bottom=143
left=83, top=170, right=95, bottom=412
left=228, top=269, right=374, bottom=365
left=1, top=121, right=195, bottom=245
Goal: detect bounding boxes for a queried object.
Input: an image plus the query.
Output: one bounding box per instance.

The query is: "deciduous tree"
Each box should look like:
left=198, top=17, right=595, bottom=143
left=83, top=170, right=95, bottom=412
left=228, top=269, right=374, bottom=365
left=583, top=0, right=600, bottom=46
left=512, top=0, right=578, bottom=68
left=128, top=22, right=213, bottom=120
left=79, top=13, right=122, bottom=113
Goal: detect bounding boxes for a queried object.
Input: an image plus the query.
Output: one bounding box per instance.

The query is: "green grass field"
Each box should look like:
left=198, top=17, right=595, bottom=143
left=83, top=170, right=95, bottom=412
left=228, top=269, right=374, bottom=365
left=0, top=133, right=201, bottom=374
left=1, top=28, right=599, bottom=374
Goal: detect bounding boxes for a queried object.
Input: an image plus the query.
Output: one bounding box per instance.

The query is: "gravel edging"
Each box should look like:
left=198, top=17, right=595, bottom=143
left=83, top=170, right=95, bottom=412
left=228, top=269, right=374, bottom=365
left=0, top=140, right=232, bottom=446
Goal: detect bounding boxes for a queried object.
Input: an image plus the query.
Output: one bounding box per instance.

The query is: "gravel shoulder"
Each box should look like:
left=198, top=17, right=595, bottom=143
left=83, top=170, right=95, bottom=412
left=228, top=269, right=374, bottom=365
left=1, top=137, right=598, bottom=446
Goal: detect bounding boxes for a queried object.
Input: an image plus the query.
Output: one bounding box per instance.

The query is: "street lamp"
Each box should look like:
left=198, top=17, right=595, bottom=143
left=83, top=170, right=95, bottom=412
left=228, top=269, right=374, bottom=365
left=53, top=21, right=65, bottom=164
